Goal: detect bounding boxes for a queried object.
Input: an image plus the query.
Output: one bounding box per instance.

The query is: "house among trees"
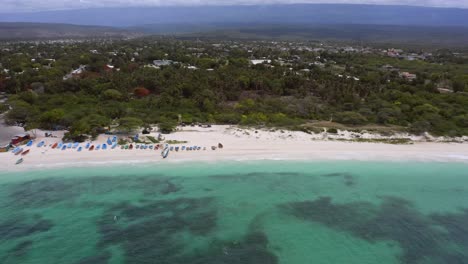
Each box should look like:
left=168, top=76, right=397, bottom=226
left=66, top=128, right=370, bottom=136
left=153, top=60, right=174, bottom=67
left=250, top=59, right=272, bottom=65
left=400, top=72, right=417, bottom=81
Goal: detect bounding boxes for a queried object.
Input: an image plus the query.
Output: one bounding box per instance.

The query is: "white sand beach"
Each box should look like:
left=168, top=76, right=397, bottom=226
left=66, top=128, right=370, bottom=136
left=2, top=125, right=468, bottom=172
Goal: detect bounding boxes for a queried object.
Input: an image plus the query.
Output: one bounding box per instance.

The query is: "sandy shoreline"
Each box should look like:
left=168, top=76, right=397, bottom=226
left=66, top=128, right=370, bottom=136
left=2, top=125, right=468, bottom=172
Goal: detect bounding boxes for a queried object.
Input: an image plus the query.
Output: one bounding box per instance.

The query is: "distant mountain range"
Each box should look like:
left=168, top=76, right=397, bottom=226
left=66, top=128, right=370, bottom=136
left=0, top=23, right=142, bottom=40
left=1, top=4, right=468, bottom=27
left=175, top=24, right=468, bottom=46
left=0, top=4, right=467, bottom=45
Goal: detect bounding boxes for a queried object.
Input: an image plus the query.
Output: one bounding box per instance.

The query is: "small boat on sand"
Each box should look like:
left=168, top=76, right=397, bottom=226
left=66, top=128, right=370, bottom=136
left=77, top=146, right=82, bottom=152
left=170, top=146, right=174, bottom=151
left=12, top=147, right=21, bottom=154
left=149, top=145, right=153, bottom=149
left=112, top=143, right=118, bottom=149
left=15, top=148, right=24, bottom=155
left=85, top=142, right=91, bottom=149
left=72, top=142, right=79, bottom=149
left=58, top=142, right=63, bottom=149
left=51, top=142, right=58, bottom=149
left=67, top=143, right=72, bottom=149
left=37, top=141, right=45, bottom=148
left=26, top=140, right=33, bottom=147
left=61, top=145, right=67, bottom=150
left=95, top=145, right=101, bottom=150
left=89, top=145, right=95, bottom=151
left=112, top=136, right=117, bottom=142
left=182, top=146, right=186, bottom=151
left=102, top=144, right=107, bottom=150
left=21, top=149, right=30, bottom=156
left=129, top=144, right=133, bottom=150
left=15, top=158, right=23, bottom=165
left=175, top=147, right=179, bottom=152
left=136, top=145, right=140, bottom=149
left=161, top=144, right=170, bottom=159
left=107, top=138, right=112, bottom=145
left=125, top=145, right=129, bottom=150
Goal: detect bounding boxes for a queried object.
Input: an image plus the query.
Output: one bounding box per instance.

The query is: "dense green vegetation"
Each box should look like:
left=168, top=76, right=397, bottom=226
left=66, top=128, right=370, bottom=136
left=1, top=38, right=468, bottom=140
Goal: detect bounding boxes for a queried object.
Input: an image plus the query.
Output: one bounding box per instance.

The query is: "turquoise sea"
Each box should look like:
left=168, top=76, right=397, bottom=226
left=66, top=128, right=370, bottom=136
left=1, top=161, right=468, bottom=264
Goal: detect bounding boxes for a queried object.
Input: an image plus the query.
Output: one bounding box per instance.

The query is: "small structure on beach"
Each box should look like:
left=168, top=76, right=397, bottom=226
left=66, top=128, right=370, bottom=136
left=10, top=134, right=30, bottom=145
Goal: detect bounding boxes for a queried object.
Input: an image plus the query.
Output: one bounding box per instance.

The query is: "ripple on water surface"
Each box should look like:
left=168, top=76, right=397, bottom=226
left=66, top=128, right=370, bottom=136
left=0, top=161, right=467, bottom=264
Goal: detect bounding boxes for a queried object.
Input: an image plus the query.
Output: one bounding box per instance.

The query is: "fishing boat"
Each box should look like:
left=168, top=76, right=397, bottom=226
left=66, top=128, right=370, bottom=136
left=77, top=146, right=83, bottom=152
left=129, top=144, right=133, bottom=150
left=125, top=145, right=129, bottom=150
left=95, top=145, right=101, bottom=150
left=89, top=145, right=95, bottom=151
left=175, top=147, right=179, bottom=152
left=51, top=142, right=58, bottom=149
left=107, top=137, right=112, bottom=145
left=11, top=147, right=21, bottom=154
left=121, top=146, right=125, bottom=150
left=112, top=143, right=118, bottom=149
left=61, top=145, right=67, bottom=150
left=85, top=142, right=91, bottom=149
left=102, top=144, right=107, bottom=150
left=58, top=142, right=63, bottom=149
left=170, top=146, right=174, bottom=151
left=218, top=143, right=224, bottom=149
left=67, top=143, right=72, bottom=149
left=149, top=145, right=154, bottom=150
left=136, top=145, right=140, bottom=149
left=26, top=140, right=33, bottom=147
left=112, top=136, right=117, bottom=142
left=182, top=146, right=186, bottom=151
left=197, top=147, right=201, bottom=150
left=21, top=149, right=30, bottom=156
left=73, top=142, right=79, bottom=149
left=155, top=145, right=159, bottom=150
left=37, top=141, right=45, bottom=148
left=15, top=158, right=23, bottom=165
left=15, top=148, right=24, bottom=155
left=161, top=144, right=170, bottom=159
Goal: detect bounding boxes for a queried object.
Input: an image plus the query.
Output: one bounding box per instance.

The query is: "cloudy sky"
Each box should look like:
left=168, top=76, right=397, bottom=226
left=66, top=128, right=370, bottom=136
left=1, top=0, right=467, bottom=12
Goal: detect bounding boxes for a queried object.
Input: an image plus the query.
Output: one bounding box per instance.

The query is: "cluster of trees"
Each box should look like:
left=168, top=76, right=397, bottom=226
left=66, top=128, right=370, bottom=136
left=1, top=38, right=468, bottom=140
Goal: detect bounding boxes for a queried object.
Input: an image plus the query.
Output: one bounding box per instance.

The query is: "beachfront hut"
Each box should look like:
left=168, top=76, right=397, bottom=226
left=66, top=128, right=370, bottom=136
left=10, top=134, right=30, bottom=145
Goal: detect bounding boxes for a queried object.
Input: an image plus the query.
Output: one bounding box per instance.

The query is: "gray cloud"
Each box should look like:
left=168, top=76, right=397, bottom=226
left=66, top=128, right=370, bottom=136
left=1, top=0, right=467, bottom=12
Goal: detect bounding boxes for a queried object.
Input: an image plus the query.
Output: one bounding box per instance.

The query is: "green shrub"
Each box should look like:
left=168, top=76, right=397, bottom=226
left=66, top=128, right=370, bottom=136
left=335, top=111, right=368, bottom=125
left=214, top=113, right=242, bottom=124
left=159, top=120, right=178, bottom=134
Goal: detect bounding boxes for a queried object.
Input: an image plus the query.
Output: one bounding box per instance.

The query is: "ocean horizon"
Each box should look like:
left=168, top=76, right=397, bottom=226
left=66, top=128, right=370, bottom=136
left=1, top=160, right=467, bottom=264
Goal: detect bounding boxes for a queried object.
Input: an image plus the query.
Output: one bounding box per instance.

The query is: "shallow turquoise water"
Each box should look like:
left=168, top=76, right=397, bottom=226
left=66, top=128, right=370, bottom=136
left=1, top=161, right=468, bottom=264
